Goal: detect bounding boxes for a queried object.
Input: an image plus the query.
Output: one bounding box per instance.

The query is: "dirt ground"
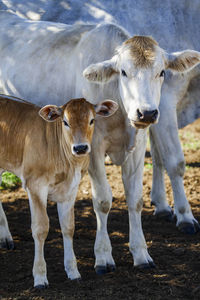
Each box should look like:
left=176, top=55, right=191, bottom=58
left=0, top=119, right=200, bottom=300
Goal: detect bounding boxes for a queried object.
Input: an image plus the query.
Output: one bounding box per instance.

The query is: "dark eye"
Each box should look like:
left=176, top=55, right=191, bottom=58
left=160, top=70, right=165, bottom=77
left=90, top=119, right=95, bottom=125
left=63, top=120, right=69, bottom=127
left=121, top=69, right=127, bottom=77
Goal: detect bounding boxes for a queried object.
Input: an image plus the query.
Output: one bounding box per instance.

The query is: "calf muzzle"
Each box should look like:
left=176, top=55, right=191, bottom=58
left=73, top=144, right=89, bottom=155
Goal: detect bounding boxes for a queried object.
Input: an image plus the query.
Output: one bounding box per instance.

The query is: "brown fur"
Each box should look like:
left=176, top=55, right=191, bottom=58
left=122, top=36, right=158, bottom=67
left=0, top=95, right=95, bottom=186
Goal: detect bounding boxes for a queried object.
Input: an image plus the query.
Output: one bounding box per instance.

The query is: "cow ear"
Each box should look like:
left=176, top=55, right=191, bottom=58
left=39, top=105, right=63, bottom=122
left=95, top=100, right=118, bottom=117
left=83, top=56, right=119, bottom=83
left=166, top=50, right=200, bottom=73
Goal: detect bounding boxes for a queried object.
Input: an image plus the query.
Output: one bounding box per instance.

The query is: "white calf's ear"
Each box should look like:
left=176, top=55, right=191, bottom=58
left=39, top=105, right=63, bottom=122
left=83, top=56, right=119, bottom=83
left=95, top=100, right=118, bottom=117
left=166, top=50, right=200, bottom=73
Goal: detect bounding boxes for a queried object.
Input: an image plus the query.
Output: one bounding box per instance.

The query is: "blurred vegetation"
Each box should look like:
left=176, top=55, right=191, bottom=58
left=0, top=172, right=21, bottom=190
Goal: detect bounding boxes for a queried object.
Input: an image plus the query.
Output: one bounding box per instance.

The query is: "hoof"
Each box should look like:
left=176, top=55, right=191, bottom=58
left=95, top=265, right=107, bottom=275
left=107, top=264, right=116, bottom=273
left=154, top=209, right=174, bottom=222
left=0, top=240, right=15, bottom=250
left=95, top=264, right=116, bottom=275
left=136, top=261, right=156, bottom=269
left=35, top=283, right=48, bottom=289
left=71, top=277, right=82, bottom=283
left=178, top=221, right=200, bottom=234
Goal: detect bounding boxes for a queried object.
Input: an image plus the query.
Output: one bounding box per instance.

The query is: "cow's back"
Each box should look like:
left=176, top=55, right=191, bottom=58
left=0, top=95, right=45, bottom=172
left=0, top=11, right=95, bottom=106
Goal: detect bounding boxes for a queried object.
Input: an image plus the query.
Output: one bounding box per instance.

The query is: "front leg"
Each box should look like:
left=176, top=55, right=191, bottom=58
left=27, top=186, right=49, bottom=288
left=150, top=101, right=199, bottom=234
left=57, top=193, right=81, bottom=281
left=88, top=146, right=115, bottom=274
left=122, top=130, right=154, bottom=268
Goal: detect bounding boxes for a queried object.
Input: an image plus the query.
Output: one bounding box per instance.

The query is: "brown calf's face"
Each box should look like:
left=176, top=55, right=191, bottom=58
left=39, top=98, right=118, bottom=157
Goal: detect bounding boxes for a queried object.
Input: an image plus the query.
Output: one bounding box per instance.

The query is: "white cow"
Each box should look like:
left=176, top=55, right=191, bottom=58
left=0, top=12, right=199, bottom=274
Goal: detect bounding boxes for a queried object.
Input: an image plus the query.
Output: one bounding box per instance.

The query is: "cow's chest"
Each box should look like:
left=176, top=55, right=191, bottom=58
left=105, top=123, right=140, bottom=165
left=49, top=168, right=82, bottom=202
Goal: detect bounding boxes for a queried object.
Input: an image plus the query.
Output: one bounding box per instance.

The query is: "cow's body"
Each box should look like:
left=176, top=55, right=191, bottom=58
left=0, top=11, right=199, bottom=275
left=0, top=94, right=117, bottom=287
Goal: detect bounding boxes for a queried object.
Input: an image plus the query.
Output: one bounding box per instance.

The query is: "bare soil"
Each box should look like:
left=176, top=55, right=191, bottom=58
left=0, top=120, right=200, bottom=300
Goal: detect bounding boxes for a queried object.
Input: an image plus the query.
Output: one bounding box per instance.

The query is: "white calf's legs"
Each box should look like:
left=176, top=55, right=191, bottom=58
left=122, top=131, right=154, bottom=268
left=89, top=149, right=115, bottom=274
left=0, top=202, right=14, bottom=249
left=150, top=106, right=199, bottom=233
left=27, top=187, right=49, bottom=288
left=57, top=197, right=81, bottom=280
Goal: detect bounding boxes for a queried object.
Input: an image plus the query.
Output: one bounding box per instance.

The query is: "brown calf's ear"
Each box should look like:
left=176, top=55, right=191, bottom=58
left=166, top=50, right=200, bottom=73
left=95, top=100, right=118, bottom=117
left=39, top=105, right=63, bottom=122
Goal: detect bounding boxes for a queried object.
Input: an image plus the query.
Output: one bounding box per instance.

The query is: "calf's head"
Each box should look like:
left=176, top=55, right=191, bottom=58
left=83, top=35, right=200, bottom=129
left=39, top=98, right=118, bottom=156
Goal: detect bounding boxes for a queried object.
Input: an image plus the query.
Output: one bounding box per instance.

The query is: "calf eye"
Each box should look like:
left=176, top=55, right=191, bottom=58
left=121, top=69, right=127, bottom=77
left=63, top=120, right=69, bottom=127
left=90, top=119, right=95, bottom=125
left=160, top=70, right=165, bottom=77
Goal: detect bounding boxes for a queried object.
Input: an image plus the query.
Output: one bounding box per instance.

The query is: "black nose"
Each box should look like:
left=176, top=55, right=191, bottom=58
left=73, top=144, right=89, bottom=155
left=137, top=109, right=158, bottom=122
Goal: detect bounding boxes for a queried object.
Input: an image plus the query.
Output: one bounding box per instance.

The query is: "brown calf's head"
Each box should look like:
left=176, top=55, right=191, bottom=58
left=39, top=98, right=118, bottom=156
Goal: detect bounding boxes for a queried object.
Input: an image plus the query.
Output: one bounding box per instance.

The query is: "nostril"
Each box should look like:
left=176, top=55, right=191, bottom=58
left=152, top=109, right=158, bottom=120
left=136, top=109, right=159, bottom=122
left=137, top=109, right=143, bottom=120
left=73, top=144, right=89, bottom=155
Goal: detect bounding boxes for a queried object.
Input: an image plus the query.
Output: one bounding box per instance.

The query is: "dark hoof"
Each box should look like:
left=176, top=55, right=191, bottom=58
left=95, top=265, right=107, bottom=275
left=136, top=261, right=156, bottom=270
left=35, top=283, right=48, bottom=289
left=178, top=221, right=200, bottom=234
left=71, top=277, right=82, bottom=283
left=155, top=209, right=174, bottom=222
left=95, top=264, right=116, bottom=275
left=0, top=240, right=15, bottom=250
left=107, top=264, right=116, bottom=273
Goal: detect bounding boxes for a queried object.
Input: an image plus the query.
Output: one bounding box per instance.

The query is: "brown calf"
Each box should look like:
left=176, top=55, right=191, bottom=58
left=0, top=95, right=118, bottom=287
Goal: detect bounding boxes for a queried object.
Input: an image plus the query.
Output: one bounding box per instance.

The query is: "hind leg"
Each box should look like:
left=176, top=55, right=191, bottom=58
left=0, top=170, right=14, bottom=249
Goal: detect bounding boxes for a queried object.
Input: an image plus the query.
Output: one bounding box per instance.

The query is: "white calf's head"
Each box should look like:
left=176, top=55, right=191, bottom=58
left=83, top=35, right=200, bottom=129
left=39, top=98, right=118, bottom=156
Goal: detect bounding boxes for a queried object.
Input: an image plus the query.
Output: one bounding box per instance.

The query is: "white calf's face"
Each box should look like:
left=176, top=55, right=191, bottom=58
left=117, top=38, right=165, bottom=128
left=83, top=35, right=200, bottom=129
